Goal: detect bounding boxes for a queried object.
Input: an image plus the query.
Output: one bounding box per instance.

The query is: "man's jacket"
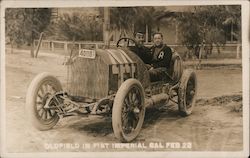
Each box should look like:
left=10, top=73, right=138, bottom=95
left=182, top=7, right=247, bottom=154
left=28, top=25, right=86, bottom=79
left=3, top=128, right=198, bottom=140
left=150, top=44, right=172, bottom=69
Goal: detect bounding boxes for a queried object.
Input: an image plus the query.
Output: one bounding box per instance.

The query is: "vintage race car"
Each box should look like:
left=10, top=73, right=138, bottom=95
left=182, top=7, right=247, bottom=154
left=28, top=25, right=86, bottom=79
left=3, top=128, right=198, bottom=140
left=26, top=37, right=197, bottom=142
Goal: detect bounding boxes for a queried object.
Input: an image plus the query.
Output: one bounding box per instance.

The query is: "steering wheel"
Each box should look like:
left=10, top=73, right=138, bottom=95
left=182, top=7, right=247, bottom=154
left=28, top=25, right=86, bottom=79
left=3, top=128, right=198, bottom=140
left=116, top=37, right=138, bottom=48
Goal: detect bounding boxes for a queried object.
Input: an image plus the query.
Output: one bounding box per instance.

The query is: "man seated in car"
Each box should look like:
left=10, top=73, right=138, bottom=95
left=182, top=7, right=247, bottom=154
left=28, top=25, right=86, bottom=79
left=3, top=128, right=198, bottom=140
left=132, top=32, right=152, bottom=65
left=148, top=32, right=173, bottom=82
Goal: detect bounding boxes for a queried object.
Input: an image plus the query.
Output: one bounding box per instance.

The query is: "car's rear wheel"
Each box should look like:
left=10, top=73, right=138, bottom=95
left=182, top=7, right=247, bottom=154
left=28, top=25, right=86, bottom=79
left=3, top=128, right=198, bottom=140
left=171, top=52, right=183, bottom=83
left=112, top=79, right=145, bottom=142
left=26, top=72, right=62, bottom=130
left=178, top=69, right=197, bottom=116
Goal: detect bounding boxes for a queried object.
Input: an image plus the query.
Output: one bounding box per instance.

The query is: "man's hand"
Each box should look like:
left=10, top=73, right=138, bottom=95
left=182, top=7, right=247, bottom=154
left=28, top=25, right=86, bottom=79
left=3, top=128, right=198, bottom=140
left=145, top=64, right=153, bottom=70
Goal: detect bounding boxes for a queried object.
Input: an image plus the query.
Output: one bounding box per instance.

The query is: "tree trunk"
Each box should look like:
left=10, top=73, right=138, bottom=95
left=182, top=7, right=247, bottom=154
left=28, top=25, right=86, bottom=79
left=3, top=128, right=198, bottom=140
left=216, top=44, right=221, bottom=54
left=30, top=31, right=35, bottom=58
left=30, top=41, right=34, bottom=58
left=10, top=41, right=14, bottom=54
left=145, top=24, right=148, bottom=43
left=175, top=20, right=179, bottom=44
left=30, top=9, right=35, bottom=58
left=231, top=22, right=234, bottom=42
left=197, top=44, right=203, bottom=69
left=103, top=7, right=110, bottom=47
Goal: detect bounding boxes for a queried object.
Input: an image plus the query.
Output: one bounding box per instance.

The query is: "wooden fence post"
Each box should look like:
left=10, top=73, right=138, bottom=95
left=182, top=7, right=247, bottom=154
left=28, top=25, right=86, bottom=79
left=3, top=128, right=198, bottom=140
left=78, top=43, right=81, bottom=50
left=64, top=42, right=68, bottom=52
left=51, top=42, right=54, bottom=52
left=35, top=32, right=44, bottom=58
left=236, top=43, right=240, bottom=59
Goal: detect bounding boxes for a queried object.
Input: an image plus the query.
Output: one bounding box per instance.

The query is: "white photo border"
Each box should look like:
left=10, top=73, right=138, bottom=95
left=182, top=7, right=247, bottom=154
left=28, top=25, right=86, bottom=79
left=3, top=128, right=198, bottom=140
left=1, top=0, right=249, bottom=158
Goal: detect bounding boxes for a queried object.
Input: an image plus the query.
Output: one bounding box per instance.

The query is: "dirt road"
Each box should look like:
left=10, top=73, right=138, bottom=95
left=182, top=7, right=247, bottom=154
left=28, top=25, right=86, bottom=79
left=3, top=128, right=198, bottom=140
left=4, top=51, right=243, bottom=152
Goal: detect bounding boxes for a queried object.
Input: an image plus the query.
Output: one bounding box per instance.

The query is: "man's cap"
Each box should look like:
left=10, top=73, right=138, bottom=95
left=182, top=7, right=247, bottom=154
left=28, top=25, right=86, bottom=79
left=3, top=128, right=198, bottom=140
left=135, top=32, right=144, bottom=37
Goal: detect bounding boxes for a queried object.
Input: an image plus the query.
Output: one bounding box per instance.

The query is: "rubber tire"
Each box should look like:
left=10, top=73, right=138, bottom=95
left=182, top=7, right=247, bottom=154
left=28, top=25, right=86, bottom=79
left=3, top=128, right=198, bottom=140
left=178, top=69, right=197, bottom=116
left=26, top=72, right=62, bottom=130
left=112, top=79, right=145, bottom=142
left=171, top=52, right=183, bottom=83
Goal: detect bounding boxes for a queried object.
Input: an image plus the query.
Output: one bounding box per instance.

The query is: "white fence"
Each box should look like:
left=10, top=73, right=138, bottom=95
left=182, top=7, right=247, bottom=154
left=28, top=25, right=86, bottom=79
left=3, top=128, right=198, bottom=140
left=34, top=39, right=241, bottom=58
left=34, top=40, right=109, bottom=53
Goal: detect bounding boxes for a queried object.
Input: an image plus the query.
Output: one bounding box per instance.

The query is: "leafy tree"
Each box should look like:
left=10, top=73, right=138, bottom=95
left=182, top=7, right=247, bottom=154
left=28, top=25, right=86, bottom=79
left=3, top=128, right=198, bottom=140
left=5, top=9, right=25, bottom=52
left=176, top=5, right=241, bottom=59
left=45, top=7, right=155, bottom=44
left=177, top=5, right=241, bottom=46
left=46, top=12, right=103, bottom=41
left=5, top=8, right=52, bottom=56
left=222, top=5, right=241, bottom=42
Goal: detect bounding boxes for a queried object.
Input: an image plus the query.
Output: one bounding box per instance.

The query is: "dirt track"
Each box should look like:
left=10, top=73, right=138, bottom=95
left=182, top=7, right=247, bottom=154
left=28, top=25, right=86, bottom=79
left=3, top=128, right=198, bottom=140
left=5, top=51, right=243, bottom=152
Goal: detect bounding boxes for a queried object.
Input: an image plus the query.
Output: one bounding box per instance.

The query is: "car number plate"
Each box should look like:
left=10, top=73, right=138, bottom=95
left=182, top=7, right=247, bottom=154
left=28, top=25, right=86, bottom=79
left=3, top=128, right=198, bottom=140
left=79, top=49, right=96, bottom=59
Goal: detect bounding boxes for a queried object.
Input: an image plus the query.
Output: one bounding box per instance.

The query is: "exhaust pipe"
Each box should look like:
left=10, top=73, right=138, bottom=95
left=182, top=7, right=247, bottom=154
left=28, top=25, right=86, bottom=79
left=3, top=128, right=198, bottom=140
left=145, top=93, right=169, bottom=108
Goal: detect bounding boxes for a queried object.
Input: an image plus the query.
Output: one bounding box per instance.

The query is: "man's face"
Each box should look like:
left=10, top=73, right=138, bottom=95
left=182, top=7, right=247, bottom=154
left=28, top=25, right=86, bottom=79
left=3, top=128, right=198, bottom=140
left=153, top=34, right=163, bottom=46
left=135, top=34, right=144, bottom=46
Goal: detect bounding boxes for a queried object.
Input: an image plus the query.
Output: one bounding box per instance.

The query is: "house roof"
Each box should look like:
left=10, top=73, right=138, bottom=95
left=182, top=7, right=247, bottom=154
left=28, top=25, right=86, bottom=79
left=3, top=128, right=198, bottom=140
left=154, top=6, right=194, bottom=20
left=163, top=6, right=195, bottom=12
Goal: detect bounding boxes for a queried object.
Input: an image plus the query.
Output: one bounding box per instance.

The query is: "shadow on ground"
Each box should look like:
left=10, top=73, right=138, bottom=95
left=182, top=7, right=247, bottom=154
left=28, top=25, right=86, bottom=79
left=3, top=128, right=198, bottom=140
left=65, top=104, right=181, bottom=137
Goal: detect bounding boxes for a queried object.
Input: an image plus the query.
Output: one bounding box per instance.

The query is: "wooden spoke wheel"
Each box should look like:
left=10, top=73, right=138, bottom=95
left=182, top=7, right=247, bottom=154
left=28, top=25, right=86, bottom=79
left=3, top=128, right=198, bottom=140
left=26, top=72, right=62, bottom=130
left=112, top=79, right=145, bottom=142
left=178, top=69, right=197, bottom=116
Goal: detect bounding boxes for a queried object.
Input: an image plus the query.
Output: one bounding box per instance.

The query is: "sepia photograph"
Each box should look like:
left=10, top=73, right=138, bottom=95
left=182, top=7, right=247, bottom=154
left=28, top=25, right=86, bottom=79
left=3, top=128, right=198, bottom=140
left=0, top=0, right=249, bottom=158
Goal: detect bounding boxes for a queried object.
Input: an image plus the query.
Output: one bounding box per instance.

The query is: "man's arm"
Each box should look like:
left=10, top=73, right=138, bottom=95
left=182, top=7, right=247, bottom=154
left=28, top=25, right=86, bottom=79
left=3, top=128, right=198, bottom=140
left=142, top=46, right=153, bottom=64
left=163, top=46, right=172, bottom=68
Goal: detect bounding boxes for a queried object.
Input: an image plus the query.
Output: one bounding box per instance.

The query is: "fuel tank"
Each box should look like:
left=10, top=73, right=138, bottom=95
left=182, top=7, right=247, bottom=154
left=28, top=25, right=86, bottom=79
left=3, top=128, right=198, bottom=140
left=67, top=48, right=150, bottom=100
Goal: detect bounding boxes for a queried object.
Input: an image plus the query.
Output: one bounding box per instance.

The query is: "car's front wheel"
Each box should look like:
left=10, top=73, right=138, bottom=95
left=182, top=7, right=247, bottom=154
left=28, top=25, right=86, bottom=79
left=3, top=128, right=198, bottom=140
left=112, top=79, right=145, bottom=142
left=26, top=72, right=62, bottom=130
